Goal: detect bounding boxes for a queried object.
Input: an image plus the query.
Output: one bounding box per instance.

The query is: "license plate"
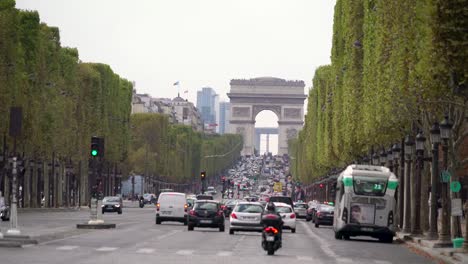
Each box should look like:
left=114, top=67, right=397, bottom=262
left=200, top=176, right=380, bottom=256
left=243, top=216, right=256, bottom=220
left=361, top=227, right=373, bottom=232
left=200, top=220, right=212, bottom=224
left=161, top=211, right=171, bottom=215
left=266, top=236, right=275, bottom=241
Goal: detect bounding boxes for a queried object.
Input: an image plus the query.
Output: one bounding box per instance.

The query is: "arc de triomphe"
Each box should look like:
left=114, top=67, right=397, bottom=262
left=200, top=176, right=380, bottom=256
left=227, top=77, right=306, bottom=156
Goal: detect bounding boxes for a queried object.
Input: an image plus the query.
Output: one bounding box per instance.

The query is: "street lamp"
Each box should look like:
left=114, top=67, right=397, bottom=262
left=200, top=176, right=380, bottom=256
left=392, top=143, right=402, bottom=229
left=402, top=135, right=414, bottom=233
left=438, top=115, right=453, bottom=245
left=372, top=152, right=380, bottom=166
left=379, top=148, right=387, bottom=166
left=427, top=122, right=440, bottom=240
left=411, top=130, right=426, bottom=235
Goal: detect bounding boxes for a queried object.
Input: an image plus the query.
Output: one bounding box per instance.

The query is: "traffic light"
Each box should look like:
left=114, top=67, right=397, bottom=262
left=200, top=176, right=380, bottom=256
left=201, top=171, right=206, bottom=180
left=319, top=183, right=324, bottom=188
left=90, top=136, right=104, bottom=157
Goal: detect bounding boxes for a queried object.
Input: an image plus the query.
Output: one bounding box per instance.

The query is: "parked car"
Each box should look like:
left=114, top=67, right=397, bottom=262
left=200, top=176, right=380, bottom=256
left=273, top=202, right=296, bottom=233
left=229, top=202, right=264, bottom=234
left=101, top=196, right=123, bottom=214
left=188, top=200, right=225, bottom=232
left=293, top=202, right=308, bottom=219
left=314, top=204, right=334, bottom=227
left=156, top=192, right=188, bottom=225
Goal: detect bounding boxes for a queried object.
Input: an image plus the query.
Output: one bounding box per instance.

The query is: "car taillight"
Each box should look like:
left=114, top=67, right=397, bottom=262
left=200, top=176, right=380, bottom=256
left=316, top=212, right=321, bottom=217
left=290, top=213, right=296, bottom=219
left=189, top=210, right=196, bottom=216
left=184, top=204, right=188, bottom=212
left=342, top=207, right=348, bottom=223
left=388, top=211, right=393, bottom=225
left=264, top=226, right=278, bottom=234
left=156, top=203, right=160, bottom=211
left=231, top=213, right=237, bottom=219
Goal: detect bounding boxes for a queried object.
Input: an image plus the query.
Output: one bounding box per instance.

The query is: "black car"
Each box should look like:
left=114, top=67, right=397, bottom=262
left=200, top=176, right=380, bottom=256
left=188, top=200, right=225, bottom=232
left=101, top=196, right=123, bottom=214
left=0, top=203, right=10, bottom=221
left=314, top=204, right=334, bottom=227
left=222, top=199, right=237, bottom=217
left=196, top=194, right=213, bottom=200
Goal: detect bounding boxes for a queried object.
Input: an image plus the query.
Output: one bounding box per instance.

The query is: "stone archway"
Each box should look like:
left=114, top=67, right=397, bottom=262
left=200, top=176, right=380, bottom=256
left=227, top=77, right=306, bottom=156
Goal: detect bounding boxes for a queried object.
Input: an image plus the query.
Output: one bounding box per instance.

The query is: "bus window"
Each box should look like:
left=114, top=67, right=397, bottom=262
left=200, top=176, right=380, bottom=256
left=353, top=176, right=387, bottom=196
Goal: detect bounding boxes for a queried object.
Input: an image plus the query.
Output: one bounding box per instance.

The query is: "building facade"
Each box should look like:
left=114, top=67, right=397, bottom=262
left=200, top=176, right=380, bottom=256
left=219, top=101, right=231, bottom=134
left=196, top=87, right=218, bottom=130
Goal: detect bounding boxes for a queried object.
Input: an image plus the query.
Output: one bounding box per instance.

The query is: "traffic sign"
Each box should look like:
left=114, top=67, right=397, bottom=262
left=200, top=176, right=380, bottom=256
left=450, top=181, right=461, bottom=193
left=440, top=170, right=451, bottom=183
left=273, top=182, right=282, bottom=193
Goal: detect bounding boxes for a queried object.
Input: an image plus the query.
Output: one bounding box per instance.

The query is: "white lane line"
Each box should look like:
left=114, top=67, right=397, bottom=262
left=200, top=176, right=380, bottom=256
left=300, top=221, right=340, bottom=259
left=157, top=230, right=180, bottom=240
left=96, top=247, right=118, bottom=252
left=176, top=250, right=194, bottom=256
left=374, top=261, right=392, bottom=264
left=136, top=248, right=155, bottom=254
left=336, top=258, right=354, bottom=263
left=57, top=245, right=79, bottom=250
left=297, top=256, right=314, bottom=261
left=217, top=251, right=233, bottom=257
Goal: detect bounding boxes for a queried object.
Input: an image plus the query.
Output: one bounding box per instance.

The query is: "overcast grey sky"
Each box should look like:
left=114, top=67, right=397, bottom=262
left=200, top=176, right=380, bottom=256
left=16, top=0, right=336, bottom=131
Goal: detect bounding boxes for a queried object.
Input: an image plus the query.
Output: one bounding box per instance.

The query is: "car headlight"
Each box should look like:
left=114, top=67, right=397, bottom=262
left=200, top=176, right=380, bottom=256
left=114, top=204, right=120, bottom=207
left=101, top=205, right=105, bottom=208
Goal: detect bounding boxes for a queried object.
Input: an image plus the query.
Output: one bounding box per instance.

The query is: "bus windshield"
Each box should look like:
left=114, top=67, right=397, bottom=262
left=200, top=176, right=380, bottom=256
left=353, top=175, right=388, bottom=196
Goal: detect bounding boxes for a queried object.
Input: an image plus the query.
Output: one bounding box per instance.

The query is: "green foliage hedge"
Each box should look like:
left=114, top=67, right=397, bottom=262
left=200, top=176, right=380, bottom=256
left=290, top=0, right=467, bottom=183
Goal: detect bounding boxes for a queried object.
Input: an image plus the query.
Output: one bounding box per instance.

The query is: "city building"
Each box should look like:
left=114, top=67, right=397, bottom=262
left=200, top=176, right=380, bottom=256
left=219, top=101, right=231, bottom=134
left=196, top=87, right=219, bottom=131
left=172, top=94, right=204, bottom=132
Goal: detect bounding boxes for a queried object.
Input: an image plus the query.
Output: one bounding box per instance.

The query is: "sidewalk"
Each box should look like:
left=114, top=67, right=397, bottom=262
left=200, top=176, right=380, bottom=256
left=396, top=232, right=468, bottom=264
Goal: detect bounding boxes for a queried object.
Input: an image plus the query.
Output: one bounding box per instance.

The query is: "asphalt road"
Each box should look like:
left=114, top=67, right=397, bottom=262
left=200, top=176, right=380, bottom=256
left=0, top=205, right=436, bottom=264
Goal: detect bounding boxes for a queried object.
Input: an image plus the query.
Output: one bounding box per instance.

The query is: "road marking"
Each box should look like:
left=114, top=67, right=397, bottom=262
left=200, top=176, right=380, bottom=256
left=300, top=221, right=340, bottom=259
left=157, top=230, right=180, bottom=240
left=96, top=247, right=118, bottom=252
left=336, top=258, right=354, bottom=263
left=374, top=261, right=392, bottom=264
left=217, top=251, right=233, bottom=257
left=176, top=250, right=194, bottom=255
left=57, top=245, right=79, bottom=250
left=136, top=248, right=155, bottom=254
left=297, top=256, right=314, bottom=261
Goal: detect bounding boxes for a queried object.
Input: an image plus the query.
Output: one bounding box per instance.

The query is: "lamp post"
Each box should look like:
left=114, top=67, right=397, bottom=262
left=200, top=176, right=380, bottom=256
left=386, top=146, right=394, bottom=171
left=438, top=115, right=452, bottom=245
left=427, top=122, right=440, bottom=240
left=402, top=135, right=414, bottom=233
left=393, top=143, right=402, bottom=229
left=372, top=152, right=380, bottom=166
left=380, top=148, right=387, bottom=166
left=411, top=130, right=425, bottom=236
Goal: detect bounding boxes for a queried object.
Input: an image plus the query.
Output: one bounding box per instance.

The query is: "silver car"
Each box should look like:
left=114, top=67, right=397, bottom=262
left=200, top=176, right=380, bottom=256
left=229, top=202, right=264, bottom=234
left=293, top=202, right=308, bottom=219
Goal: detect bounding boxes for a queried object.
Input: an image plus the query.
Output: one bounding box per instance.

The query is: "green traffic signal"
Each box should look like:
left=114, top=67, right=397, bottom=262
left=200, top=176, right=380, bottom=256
left=91, top=149, right=98, bottom=156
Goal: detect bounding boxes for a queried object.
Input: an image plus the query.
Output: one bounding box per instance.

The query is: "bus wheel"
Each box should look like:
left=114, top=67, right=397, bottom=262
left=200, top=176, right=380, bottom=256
left=334, top=231, right=343, bottom=240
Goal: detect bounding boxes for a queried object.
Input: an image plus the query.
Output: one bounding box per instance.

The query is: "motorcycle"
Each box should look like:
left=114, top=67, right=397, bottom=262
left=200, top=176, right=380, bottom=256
left=262, top=226, right=281, bottom=255
left=0, top=205, right=10, bottom=221
left=139, top=199, right=145, bottom=208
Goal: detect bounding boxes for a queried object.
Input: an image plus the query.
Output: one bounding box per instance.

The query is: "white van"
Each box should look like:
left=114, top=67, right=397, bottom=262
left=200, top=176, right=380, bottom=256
left=333, top=165, right=398, bottom=243
left=156, top=192, right=188, bottom=225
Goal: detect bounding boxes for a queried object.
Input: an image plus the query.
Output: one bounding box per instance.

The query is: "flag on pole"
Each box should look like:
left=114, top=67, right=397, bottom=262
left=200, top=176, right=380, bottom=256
left=173, top=81, right=180, bottom=86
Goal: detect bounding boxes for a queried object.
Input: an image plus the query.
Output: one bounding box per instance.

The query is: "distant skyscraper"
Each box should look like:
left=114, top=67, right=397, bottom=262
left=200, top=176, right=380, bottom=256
left=196, top=87, right=218, bottom=130
left=219, top=102, right=231, bottom=134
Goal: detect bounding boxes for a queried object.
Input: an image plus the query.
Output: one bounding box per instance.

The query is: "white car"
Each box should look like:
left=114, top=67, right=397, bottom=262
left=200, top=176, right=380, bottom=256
left=273, top=202, right=296, bottom=233
left=229, top=202, right=264, bottom=234
left=156, top=192, right=188, bottom=225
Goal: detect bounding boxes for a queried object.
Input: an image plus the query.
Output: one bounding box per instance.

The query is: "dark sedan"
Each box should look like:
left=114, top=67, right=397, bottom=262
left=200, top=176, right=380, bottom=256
left=314, top=204, right=334, bottom=227
left=101, top=196, right=123, bottom=214
left=188, top=200, right=225, bottom=232
left=223, top=199, right=238, bottom=217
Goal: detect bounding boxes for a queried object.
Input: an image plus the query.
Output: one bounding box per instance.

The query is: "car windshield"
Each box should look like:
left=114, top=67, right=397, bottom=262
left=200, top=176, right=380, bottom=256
left=235, top=204, right=263, bottom=213
left=294, top=204, right=307, bottom=209
left=103, top=197, right=120, bottom=203
left=353, top=175, right=388, bottom=196
left=194, top=202, right=218, bottom=211
left=318, top=205, right=334, bottom=212
left=276, top=206, right=292, bottom=213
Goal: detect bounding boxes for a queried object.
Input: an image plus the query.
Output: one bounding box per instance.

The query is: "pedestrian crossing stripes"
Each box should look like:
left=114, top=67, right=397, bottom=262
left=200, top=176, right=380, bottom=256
left=48, top=246, right=394, bottom=263
left=56, top=246, right=79, bottom=251
left=96, top=247, right=118, bottom=252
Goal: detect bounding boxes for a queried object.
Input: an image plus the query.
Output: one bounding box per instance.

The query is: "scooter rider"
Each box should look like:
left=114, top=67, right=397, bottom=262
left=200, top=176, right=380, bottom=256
left=261, top=202, right=284, bottom=245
